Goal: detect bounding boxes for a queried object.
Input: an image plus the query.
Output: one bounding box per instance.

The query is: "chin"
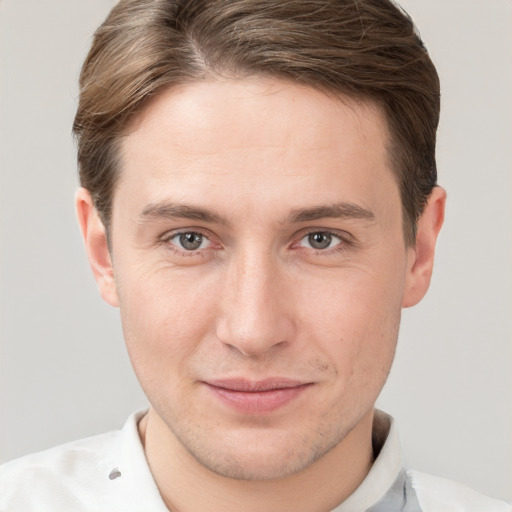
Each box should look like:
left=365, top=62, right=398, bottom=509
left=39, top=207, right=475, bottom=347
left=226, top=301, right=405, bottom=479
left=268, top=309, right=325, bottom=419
left=195, top=448, right=317, bottom=481
left=181, top=425, right=341, bottom=481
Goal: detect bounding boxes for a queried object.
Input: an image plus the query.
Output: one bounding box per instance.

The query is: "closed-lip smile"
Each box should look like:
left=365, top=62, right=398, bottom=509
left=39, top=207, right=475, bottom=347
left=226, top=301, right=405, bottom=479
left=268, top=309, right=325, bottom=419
left=203, top=378, right=313, bottom=414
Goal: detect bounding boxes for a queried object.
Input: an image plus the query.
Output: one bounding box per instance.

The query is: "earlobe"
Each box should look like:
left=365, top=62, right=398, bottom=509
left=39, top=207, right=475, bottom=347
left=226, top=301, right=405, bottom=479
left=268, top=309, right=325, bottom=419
left=402, top=186, right=446, bottom=308
left=75, top=188, right=119, bottom=307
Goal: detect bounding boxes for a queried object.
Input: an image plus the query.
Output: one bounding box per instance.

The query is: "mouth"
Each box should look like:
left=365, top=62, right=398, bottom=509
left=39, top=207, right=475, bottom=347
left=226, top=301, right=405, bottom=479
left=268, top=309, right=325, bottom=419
left=203, top=378, right=313, bottom=414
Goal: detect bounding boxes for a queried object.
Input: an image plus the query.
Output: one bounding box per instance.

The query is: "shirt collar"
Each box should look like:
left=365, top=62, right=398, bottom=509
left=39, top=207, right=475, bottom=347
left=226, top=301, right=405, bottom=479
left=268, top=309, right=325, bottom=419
left=331, top=410, right=403, bottom=511
left=109, top=408, right=169, bottom=511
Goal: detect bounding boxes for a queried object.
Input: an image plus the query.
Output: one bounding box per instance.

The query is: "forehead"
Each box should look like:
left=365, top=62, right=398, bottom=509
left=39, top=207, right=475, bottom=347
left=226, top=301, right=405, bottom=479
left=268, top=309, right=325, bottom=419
left=124, top=77, right=390, bottom=157
left=116, top=77, right=397, bottom=221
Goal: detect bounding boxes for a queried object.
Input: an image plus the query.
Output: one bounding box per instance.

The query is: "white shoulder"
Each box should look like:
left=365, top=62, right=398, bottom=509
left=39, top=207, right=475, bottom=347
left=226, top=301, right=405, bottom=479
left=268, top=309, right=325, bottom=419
left=408, top=470, right=511, bottom=512
left=0, top=431, right=120, bottom=512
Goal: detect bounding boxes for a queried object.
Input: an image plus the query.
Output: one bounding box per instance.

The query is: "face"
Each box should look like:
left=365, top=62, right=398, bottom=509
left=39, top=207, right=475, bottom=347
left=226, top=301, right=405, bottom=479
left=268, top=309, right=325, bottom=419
left=89, top=78, right=423, bottom=480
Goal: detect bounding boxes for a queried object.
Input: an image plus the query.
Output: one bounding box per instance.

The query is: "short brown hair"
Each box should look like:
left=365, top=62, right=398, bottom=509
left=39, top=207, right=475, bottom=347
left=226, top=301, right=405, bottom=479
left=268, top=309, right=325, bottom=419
left=73, top=0, right=440, bottom=245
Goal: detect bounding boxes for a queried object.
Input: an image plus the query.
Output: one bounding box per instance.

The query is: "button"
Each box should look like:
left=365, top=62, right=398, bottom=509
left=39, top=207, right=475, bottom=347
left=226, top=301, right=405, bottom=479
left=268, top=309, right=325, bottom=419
left=109, top=467, right=122, bottom=480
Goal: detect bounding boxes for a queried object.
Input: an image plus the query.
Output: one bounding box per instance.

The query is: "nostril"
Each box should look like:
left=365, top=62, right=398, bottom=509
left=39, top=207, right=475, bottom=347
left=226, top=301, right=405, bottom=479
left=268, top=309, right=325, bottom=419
left=225, top=337, right=289, bottom=358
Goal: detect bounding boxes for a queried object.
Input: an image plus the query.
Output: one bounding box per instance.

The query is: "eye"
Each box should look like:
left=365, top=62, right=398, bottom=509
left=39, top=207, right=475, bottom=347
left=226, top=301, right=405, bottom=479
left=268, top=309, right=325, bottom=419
left=299, top=231, right=342, bottom=250
left=169, top=231, right=210, bottom=251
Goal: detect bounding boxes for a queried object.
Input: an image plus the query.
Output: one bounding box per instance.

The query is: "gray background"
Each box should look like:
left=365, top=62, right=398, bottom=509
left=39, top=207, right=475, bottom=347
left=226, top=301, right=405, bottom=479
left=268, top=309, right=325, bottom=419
left=1, top=0, right=511, bottom=503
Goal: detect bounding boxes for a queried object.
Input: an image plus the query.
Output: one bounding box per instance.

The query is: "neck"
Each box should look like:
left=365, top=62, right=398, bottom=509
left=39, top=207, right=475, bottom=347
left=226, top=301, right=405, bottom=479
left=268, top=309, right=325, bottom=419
left=139, top=408, right=375, bottom=512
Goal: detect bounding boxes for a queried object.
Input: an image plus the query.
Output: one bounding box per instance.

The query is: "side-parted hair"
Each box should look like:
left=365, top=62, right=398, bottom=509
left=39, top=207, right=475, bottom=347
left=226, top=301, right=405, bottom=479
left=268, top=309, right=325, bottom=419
left=73, top=0, right=440, bottom=245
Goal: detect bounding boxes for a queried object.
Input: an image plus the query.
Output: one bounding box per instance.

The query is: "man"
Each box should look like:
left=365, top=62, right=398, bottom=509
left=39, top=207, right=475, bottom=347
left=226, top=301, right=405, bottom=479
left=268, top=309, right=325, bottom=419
left=0, top=0, right=509, bottom=510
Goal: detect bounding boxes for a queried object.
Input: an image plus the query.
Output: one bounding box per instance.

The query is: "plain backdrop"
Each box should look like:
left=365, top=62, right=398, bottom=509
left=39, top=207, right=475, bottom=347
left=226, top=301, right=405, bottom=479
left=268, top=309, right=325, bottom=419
left=1, top=0, right=511, bottom=503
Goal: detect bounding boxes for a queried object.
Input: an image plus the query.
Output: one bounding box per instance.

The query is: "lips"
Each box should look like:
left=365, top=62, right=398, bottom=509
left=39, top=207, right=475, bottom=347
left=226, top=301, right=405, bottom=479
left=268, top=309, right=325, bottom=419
left=203, top=378, right=312, bottom=414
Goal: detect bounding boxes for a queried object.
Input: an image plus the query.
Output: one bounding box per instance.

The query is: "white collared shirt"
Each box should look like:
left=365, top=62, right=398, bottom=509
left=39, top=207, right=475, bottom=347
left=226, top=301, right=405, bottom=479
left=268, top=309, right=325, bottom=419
left=1, top=410, right=509, bottom=511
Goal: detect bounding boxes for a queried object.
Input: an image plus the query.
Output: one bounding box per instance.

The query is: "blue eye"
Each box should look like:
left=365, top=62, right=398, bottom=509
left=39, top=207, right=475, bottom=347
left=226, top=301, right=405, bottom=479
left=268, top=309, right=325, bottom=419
left=300, top=232, right=341, bottom=250
left=170, top=232, right=210, bottom=251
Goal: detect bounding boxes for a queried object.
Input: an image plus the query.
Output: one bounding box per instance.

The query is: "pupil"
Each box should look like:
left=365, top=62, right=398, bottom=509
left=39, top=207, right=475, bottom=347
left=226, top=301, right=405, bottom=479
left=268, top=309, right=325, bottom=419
left=180, top=232, right=202, bottom=250
left=309, top=232, right=331, bottom=249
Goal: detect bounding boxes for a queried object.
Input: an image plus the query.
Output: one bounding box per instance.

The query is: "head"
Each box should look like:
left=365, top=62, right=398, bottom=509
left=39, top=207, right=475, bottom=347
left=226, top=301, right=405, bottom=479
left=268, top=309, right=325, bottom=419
left=75, top=0, right=445, bottom=481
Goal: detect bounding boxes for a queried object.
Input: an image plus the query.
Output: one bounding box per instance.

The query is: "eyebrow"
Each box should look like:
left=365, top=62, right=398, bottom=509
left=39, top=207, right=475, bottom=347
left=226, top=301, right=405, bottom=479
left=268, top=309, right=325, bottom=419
left=138, top=203, right=229, bottom=225
left=138, top=200, right=375, bottom=225
left=286, top=202, right=375, bottom=223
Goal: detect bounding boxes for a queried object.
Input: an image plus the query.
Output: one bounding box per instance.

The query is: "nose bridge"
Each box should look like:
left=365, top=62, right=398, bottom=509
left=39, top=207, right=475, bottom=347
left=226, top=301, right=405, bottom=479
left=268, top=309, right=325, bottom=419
left=216, top=245, right=292, bottom=356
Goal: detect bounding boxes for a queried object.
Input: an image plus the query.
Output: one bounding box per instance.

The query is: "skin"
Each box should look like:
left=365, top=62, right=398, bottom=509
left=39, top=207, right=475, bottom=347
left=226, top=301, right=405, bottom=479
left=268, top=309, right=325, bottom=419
left=76, top=77, right=445, bottom=512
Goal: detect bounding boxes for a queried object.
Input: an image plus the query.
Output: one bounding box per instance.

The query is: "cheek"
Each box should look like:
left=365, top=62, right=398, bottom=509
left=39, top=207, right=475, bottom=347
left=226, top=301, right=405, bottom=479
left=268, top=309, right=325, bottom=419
left=115, top=263, right=220, bottom=383
left=296, top=266, right=404, bottom=383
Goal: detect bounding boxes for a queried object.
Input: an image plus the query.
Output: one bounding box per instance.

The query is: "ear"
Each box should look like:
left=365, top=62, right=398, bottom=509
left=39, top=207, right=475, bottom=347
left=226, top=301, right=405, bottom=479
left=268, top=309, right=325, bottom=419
left=402, top=186, right=446, bottom=308
left=75, top=187, right=119, bottom=307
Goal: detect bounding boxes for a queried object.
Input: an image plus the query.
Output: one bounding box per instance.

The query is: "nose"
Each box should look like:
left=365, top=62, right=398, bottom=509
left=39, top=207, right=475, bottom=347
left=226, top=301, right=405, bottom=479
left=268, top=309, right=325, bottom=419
left=215, top=251, right=295, bottom=357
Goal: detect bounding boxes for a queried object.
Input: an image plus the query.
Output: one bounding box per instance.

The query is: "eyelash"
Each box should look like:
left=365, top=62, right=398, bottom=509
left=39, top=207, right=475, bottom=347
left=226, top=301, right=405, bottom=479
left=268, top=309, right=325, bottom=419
left=159, top=228, right=354, bottom=257
left=294, top=229, right=354, bottom=255
left=160, top=229, right=216, bottom=257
